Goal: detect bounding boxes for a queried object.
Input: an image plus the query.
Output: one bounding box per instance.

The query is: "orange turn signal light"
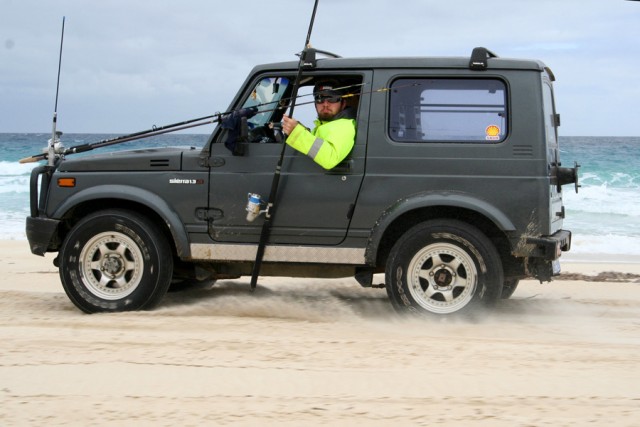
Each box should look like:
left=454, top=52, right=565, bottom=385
left=57, top=177, right=76, bottom=188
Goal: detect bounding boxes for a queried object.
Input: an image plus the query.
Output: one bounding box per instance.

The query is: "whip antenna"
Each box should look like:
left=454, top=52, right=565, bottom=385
left=49, top=16, right=66, bottom=166
left=54, top=17, right=65, bottom=114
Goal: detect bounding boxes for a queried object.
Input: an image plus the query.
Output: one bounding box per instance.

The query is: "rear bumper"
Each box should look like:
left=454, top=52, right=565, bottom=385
left=526, top=229, right=572, bottom=261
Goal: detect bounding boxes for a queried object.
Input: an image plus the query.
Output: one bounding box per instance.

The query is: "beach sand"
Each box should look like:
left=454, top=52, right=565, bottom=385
left=1, top=240, right=639, bottom=426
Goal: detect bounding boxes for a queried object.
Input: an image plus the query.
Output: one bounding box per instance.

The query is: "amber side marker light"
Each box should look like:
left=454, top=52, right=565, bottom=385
left=57, top=177, right=76, bottom=187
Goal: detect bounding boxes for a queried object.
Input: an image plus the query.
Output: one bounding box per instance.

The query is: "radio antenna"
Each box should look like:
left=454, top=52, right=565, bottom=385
left=49, top=16, right=66, bottom=166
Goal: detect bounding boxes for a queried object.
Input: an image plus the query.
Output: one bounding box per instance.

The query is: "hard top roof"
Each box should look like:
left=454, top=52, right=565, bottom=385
left=250, top=48, right=547, bottom=74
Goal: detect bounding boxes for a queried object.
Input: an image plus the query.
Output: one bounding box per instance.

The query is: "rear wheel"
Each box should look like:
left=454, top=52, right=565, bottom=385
left=385, top=220, right=503, bottom=316
left=501, top=278, right=520, bottom=299
left=59, top=209, right=173, bottom=313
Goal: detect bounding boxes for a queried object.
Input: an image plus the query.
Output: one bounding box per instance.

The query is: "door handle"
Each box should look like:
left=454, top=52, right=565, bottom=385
left=327, top=160, right=353, bottom=174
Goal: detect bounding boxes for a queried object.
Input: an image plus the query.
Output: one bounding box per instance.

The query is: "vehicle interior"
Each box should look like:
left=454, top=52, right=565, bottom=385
left=211, top=74, right=363, bottom=152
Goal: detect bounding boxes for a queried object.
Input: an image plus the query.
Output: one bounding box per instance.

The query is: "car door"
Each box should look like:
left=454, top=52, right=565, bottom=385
left=207, top=71, right=371, bottom=246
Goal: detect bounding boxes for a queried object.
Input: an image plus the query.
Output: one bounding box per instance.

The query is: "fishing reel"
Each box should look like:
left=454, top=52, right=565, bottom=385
left=46, top=131, right=65, bottom=153
left=245, top=193, right=269, bottom=222
left=270, top=122, right=285, bottom=143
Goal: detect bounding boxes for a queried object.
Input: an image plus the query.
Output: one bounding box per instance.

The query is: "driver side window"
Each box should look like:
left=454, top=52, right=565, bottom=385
left=231, top=74, right=363, bottom=148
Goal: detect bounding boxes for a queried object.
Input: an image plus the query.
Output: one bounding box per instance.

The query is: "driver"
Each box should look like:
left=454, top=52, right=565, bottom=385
left=282, top=80, right=356, bottom=170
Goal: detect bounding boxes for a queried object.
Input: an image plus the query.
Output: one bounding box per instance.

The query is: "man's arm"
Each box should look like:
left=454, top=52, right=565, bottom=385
left=283, top=116, right=355, bottom=170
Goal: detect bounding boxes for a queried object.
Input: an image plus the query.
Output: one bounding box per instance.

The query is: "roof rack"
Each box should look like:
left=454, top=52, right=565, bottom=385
left=469, top=47, right=498, bottom=71
left=300, top=48, right=342, bottom=69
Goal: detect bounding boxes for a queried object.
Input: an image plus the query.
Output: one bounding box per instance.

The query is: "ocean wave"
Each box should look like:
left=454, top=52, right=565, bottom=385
left=563, top=185, right=640, bottom=217
left=0, top=210, right=29, bottom=240
left=0, top=161, right=39, bottom=176
left=580, top=172, right=638, bottom=189
left=570, top=234, right=640, bottom=256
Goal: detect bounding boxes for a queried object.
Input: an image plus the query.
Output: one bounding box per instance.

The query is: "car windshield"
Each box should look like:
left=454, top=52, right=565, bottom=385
left=242, top=77, right=290, bottom=128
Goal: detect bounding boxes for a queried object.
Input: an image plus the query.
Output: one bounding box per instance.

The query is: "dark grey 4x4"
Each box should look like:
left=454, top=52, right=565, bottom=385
left=26, top=47, right=578, bottom=315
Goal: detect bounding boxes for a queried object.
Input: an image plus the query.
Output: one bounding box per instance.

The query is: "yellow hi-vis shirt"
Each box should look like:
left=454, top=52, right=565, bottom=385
left=285, top=117, right=356, bottom=170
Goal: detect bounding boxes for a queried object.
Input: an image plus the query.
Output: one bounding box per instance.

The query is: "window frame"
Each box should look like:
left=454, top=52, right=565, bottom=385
left=388, top=77, right=510, bottom=144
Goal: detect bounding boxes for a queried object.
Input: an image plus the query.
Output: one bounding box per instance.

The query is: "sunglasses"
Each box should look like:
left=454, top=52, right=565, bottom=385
left=314, top=95, right=342, bottom=104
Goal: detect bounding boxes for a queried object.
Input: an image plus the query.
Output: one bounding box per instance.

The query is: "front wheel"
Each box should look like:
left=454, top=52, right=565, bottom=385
left=59, top=209, right=173, bottom=313
left=385, top=220, right=504, bottom=316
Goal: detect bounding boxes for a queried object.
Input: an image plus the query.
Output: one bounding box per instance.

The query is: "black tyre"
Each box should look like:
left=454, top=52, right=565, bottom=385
left=59, top=209, right=173, bottom=313
left=501, top=278, right=520, bottom=299
left=385, top=220, right=504, bottom=316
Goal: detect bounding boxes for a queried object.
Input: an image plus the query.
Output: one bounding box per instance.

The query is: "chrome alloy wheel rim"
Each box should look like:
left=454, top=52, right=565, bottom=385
left=407, top=242, right=478, bottom=314
left=79, top=231, right=144, bottom=300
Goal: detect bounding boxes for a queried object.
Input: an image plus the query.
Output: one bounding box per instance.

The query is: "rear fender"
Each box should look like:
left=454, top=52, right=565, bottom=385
left=365, top=191, right=515, bottom=264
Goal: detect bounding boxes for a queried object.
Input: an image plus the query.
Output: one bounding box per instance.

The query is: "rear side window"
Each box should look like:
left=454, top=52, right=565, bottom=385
left=389, top=78, right=508, bottom=143
left=542, top=81, right=558, bottom=146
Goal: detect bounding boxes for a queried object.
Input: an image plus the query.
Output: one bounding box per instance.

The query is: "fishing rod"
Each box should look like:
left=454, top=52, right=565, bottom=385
left=19, top=76, right=414, bottom=165
left=252, top=81, right=420, bottom=128
left=19, top=112, right=222, bottom=164
left=20, top=32, right=382, bottom=165
left=20, top=17, right=390, bottom=166
left=249, top=0, right=320, bottom=291
left=69, top=117, right=217, bottom=150
left=256, top=80, right=366, bottom=109
left=19, top=79, right=364, bottom=164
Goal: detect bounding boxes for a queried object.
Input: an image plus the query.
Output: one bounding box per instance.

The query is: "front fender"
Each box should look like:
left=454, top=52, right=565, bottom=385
left=365, top=191, right=516, bottom=264
left=51, top=184, right=191, bottom=258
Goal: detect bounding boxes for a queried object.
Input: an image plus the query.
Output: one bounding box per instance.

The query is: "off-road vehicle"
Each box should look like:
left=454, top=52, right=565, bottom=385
left=26, top=47, right=578, bottom=315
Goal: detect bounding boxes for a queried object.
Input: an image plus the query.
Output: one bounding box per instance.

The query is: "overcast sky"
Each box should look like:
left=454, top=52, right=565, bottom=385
left=1, top=0, right=639, bottom=136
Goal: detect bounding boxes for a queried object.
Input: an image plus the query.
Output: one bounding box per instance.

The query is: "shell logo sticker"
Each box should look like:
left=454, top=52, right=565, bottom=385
left=485, top=125, right=501, bottom=141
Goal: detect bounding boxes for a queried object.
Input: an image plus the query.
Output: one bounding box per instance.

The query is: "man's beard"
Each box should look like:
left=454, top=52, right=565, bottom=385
left=317, top=110, right=336, bottom=121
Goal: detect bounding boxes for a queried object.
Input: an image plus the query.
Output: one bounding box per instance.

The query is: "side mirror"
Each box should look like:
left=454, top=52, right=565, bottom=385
left=239, top=116, right=249, bottom=142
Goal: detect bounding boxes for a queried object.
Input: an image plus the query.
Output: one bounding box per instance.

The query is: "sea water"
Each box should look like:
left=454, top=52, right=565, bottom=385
left=1, top=133, right=638, bottom=259
left=0, top=132, right=209, bottom=242
left=561, top=137, right=640, bottom=260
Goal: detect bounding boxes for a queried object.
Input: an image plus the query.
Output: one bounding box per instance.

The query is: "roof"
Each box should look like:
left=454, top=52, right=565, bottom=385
left=251, top=50, right=547, bottom=74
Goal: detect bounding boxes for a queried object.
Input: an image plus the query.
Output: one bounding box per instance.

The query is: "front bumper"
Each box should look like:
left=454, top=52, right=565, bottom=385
left=26, top=216, right=60, bottom=256
left=26, top=164, right=60, bottom=256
